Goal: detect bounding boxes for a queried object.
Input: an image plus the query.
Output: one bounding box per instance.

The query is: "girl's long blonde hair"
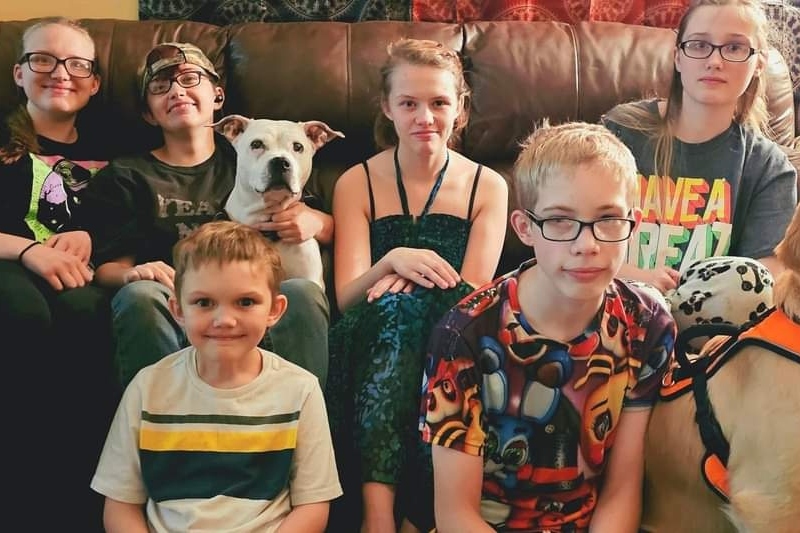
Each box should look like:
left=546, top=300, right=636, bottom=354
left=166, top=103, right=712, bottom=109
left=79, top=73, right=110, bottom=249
left=604, top=0, right=770, bottom=178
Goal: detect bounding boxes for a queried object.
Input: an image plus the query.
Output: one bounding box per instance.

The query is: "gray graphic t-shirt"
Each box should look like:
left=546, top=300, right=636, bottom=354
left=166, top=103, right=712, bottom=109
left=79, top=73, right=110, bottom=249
left=603, top=100, right=797, bottom=272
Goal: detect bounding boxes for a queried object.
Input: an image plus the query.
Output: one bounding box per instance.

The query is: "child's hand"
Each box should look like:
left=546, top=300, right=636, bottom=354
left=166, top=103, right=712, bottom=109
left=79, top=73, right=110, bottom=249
left=384, top=247, right=460, bottom=290
left=20, top=243, right=93, bottom=291
left=254, top=202, right=323, bottom=243
left=122, top=261, right=175, bottom=291
left=44, top=230, right=92, bottom=265
left=644, top=266, right=681, bottom=293
left=366, top=273, right=416, bottom=302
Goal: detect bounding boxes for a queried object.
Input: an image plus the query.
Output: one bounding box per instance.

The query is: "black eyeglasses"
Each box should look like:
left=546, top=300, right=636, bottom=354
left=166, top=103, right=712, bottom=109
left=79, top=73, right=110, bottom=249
left=678, top=40, right=757, bottom=63
left=147, top=71, right=208, bottom=95
left=524, top=210, right=635, bottom=242
left=18, top=52, right=95, bottom=78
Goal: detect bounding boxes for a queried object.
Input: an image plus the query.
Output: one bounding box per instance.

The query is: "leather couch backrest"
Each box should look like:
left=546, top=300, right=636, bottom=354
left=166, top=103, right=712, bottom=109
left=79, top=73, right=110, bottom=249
left=0, top=18, right=795, bottom=272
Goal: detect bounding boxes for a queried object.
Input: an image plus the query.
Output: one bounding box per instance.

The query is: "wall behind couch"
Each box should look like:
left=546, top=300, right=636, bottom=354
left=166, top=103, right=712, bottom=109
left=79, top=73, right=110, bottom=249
left=0, top=0, right=138, bottom=21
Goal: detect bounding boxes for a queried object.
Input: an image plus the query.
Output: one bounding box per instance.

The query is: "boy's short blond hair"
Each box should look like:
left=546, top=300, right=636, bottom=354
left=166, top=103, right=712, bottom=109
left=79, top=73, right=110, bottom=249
left=173, top=221, right=285, bottom=298
left=512, top=121, right=638, bottom=211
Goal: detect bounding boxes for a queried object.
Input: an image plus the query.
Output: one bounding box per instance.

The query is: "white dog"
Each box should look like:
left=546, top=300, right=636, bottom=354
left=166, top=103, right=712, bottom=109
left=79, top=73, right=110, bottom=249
left=214, top=114, right=344, bottom=291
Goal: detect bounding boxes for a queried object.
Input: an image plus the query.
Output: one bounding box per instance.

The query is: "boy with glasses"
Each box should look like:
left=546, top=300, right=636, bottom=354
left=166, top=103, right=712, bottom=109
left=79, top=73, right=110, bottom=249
left=420, top=122, right=677, bottom=532
left=83, top=42, right=332, bottom=389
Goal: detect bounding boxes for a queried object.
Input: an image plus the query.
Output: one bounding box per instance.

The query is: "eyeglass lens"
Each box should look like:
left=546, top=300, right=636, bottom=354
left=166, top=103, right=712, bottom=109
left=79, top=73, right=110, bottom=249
left=147, top=71, right=204, bottom=95
left=680, top=40, right=754, bottom=62
left=544, top=218, right=632, bottom=241
left=23, top=52, right=94, bottom=77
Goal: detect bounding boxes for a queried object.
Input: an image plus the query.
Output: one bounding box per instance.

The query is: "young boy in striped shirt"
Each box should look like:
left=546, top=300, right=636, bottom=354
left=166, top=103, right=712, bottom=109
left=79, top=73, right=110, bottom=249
left=91, top=220, right=341, bottom=532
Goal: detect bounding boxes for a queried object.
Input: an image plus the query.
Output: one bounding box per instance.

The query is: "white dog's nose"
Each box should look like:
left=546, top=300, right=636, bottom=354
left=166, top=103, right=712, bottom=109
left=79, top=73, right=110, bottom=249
left=269, top=156, right=291, bottom=176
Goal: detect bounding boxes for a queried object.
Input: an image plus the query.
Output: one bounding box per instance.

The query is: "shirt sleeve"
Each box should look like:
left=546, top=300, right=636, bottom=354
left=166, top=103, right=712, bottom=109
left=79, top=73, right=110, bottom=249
left=420, top=314, right=487, bottom=456
left=289, top=381, right=343, bottom=506
left=623, top=291, right=677, bottom=409
left=733, top=140, right=798, bottom=259
left=82, top=160, right=152, bottom=266
left=90, top=379, right=148, bottom=504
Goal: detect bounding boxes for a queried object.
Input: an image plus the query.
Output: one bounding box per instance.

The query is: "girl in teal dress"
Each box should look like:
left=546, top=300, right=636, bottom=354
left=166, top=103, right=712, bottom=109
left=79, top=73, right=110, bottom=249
left=327, top=38, right=509, bottom=533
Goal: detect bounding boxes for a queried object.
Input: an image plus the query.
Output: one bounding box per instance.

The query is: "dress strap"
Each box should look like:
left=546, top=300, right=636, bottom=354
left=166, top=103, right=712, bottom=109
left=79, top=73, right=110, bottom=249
left=467, top=164, right=483, bottom=220
left=363, top=161, right=376, bottom=222
left=393, top=145, right=450, bottom=218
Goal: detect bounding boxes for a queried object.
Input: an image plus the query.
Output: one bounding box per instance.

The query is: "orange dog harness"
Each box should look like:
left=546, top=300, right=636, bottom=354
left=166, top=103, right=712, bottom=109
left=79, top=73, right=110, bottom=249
left=659, top=308, right=800, bottom=501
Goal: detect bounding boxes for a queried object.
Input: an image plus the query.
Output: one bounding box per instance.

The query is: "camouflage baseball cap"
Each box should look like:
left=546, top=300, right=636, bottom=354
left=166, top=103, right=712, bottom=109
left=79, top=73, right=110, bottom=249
left=141, top=42, right=220, bottom=98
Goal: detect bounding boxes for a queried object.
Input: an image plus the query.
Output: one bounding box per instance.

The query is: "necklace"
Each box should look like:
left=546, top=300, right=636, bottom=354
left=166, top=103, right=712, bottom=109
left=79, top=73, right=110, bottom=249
left=393, top=145, right=450, bottom=218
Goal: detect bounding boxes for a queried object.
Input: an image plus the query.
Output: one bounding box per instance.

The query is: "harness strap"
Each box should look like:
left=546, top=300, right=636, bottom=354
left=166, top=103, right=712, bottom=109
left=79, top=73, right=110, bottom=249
left=691, top=360, right=730, bottom=465
left=701, top=452, right=731, bottom=503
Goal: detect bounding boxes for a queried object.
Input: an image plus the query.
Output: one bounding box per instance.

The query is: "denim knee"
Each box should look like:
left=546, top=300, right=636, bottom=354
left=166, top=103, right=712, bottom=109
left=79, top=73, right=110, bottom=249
left=270, top=278, right=331, bottom=386
left=111, top=280, right=184, bottom=387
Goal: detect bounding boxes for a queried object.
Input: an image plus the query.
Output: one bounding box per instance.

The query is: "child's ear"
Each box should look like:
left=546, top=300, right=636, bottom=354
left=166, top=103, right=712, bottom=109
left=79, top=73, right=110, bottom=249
left=266, top=293, right=288, bottom=328
left=142, top=108, right=158, bottom=126
left=12, top=64, right=23, bottom=88
left=168, top=294, right=186, bottom=327
left=510, top=209, right=537, bottom=247
left=632, top=207, right=643, bottom=232
left=380, top=98, right=392, bottom=122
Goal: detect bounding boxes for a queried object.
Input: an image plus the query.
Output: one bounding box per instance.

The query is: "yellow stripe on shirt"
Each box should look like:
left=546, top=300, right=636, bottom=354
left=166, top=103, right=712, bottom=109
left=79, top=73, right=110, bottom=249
left=140, top=427, right=298, bottom=452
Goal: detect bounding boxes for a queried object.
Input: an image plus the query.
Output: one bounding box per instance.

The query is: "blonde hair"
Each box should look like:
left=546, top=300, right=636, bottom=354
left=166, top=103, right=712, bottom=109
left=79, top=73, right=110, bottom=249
left=374, top=38, right=470, bottom=150
left=0, top=17, right=97, bottom=164
left=173, top=221, right=285, bottom=299
left=513, top=121, right=638, bottom=210
left=603, top=0, right=770, bottom=179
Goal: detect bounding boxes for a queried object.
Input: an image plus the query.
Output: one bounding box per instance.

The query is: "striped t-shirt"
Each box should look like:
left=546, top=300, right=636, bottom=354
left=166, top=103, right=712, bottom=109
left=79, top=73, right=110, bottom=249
left=91, top=347, right=342, bottom=532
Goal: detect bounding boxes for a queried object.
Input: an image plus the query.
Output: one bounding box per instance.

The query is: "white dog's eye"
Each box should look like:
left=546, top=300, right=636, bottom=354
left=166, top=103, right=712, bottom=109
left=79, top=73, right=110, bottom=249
left=250, top=140, right=265, bottom=150
left=293, top=142, right=304, bottom=153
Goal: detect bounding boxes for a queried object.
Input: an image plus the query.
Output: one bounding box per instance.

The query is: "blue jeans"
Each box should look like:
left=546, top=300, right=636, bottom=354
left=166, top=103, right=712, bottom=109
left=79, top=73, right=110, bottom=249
left=112, top=278, right=330, bottom=387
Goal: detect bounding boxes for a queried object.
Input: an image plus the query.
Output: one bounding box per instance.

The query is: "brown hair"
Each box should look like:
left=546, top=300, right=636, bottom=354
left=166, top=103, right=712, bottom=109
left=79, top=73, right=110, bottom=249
left=0, top=17, right=97, bottom=164
left=603, top=0, right=770, bottom=179
left=513, top=121, right=638, bottom=211
left=373, top=38, right=470, bottom=150
left=172, top=221, right=285, bottom=299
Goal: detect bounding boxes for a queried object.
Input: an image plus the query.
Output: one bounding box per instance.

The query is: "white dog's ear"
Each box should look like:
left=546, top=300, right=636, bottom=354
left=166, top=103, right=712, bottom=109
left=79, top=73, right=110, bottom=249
left=302, top=121, right=345, bottom=150
left=212, top=114, right=251, bottom=143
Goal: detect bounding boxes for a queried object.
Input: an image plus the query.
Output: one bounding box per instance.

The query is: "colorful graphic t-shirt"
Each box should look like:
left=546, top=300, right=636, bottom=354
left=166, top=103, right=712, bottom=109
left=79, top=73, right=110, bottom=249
left=0, top=135, right=109, bottom=241
left=420, top=260, right=676, bottom=531
left=603, top=99, right=796, bottom=272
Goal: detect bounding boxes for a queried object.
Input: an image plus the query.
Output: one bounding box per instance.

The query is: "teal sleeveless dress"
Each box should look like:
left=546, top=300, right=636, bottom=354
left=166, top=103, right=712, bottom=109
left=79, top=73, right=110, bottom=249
left=326, top=150, right=482, bottom=488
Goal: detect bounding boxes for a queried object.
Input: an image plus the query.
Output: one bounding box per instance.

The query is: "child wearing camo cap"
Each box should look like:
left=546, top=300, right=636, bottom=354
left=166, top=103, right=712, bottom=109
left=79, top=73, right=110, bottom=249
left=82, top=41, right=333, bottom=397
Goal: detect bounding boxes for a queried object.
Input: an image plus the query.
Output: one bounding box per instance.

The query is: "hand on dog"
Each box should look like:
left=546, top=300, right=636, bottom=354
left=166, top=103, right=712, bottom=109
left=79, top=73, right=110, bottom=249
left=644, top=266, right=681, bottom=293
left=367, top=273, right=416, bottom=303
left=383, top=247, right=461, bottom=290
left=44, top=230, right=92, bottom=265
left=254, top=202, right=324, bottom=243
left=20, top=243, right=94, bottom=291
left=123, top=261, right=175, bottom=291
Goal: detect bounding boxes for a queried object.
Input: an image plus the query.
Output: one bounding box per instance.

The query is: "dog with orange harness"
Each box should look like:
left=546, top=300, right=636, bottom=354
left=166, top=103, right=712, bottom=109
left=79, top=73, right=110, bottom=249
left=640, top=204, right=800, bottom=533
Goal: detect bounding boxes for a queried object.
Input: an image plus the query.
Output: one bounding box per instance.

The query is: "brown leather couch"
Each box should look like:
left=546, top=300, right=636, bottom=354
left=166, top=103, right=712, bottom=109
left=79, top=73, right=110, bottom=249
left=1, top=17, right=796, bottom=531
left=0, top=17, right=796, bottom=279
